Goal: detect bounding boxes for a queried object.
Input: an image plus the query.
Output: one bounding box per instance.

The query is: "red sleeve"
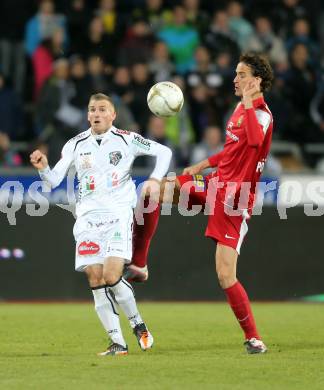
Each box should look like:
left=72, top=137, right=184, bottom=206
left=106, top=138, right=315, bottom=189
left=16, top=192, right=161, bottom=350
left=244, top=108, right=264, bottom=147
left=208, top=150, right=224, bottom=167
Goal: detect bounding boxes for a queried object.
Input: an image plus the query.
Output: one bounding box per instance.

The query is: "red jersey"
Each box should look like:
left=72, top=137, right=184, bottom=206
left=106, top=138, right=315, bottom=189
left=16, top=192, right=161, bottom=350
left=208, top=96, right=273, bottom=209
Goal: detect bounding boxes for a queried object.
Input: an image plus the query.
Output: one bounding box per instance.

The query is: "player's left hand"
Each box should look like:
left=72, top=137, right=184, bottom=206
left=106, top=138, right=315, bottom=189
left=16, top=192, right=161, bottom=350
left=140, top=178, right=161, bottom=203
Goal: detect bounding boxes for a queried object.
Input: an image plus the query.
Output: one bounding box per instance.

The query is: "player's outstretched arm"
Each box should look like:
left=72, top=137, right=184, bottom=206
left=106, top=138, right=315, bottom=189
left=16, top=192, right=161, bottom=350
left=30, top=142, right=74, bottom=188
left=183, top=158, right=211, bottom=175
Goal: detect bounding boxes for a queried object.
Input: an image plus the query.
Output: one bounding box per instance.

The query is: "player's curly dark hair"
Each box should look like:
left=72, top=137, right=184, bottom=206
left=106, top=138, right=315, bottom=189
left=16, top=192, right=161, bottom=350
left=239, top=53, right=274, bottom=92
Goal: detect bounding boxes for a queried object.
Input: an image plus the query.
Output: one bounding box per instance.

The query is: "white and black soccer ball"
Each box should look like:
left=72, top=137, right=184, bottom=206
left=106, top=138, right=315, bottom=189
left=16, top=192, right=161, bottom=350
left=147, top=81, right=184, bottom=118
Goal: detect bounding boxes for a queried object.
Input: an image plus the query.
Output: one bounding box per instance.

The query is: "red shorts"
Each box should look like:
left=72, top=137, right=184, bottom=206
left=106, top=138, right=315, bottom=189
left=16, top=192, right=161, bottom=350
left=177, top=174, right=250, bottom=254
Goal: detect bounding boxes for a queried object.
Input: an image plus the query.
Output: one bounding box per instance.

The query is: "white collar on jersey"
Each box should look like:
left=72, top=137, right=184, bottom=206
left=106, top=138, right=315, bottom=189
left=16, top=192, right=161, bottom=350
left=90, top=125, right=115, bottom=140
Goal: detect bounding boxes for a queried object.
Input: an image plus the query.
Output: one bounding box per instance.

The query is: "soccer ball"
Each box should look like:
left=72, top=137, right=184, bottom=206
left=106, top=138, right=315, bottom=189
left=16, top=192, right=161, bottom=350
left=147, top=81, right=184, bottom=118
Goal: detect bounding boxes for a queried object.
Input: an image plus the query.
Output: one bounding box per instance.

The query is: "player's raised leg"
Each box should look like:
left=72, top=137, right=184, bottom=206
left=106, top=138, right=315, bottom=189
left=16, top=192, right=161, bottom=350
left=104, top=257, right=154, bottom=351
left=85, top=265, right=128, bottom=356
left=216, top=244, right=267, bottom=354
left=126, top=177, right=181, bottom=282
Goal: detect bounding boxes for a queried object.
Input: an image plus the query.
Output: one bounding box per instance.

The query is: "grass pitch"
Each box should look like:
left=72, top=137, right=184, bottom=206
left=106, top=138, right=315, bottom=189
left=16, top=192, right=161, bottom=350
left=0, top=302, right=323, bottom=390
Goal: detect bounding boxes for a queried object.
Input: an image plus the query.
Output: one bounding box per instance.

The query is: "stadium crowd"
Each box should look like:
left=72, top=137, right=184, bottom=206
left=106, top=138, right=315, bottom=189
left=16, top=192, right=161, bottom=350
left=0, top=0, right=323, bottom=170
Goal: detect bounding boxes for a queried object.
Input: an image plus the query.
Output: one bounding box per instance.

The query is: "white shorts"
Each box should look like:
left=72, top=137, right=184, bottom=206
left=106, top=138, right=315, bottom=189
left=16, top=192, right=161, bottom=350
left=73, top=210, right=133, bottom=272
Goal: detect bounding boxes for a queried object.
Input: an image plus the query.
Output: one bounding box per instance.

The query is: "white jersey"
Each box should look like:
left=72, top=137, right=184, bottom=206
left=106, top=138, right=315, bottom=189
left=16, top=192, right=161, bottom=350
left=39, top=126, right=172, bottom=218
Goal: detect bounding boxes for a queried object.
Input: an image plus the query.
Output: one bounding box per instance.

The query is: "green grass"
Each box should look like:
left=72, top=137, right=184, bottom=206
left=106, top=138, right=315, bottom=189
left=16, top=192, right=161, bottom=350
left=0, top=303, right=324, bottom=390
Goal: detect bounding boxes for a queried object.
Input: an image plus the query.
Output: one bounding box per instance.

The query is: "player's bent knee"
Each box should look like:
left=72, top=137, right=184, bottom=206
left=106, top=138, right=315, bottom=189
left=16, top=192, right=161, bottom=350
left=88, top=276, right=104, bottom=287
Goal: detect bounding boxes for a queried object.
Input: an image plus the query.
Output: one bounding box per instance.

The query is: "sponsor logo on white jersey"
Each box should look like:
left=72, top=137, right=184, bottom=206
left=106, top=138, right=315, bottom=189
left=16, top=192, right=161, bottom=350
left=132, top=135, right=151, bottom=150
left=78, top=241, right=100, bottom=255
left=109, top=151, right=122, bottom=166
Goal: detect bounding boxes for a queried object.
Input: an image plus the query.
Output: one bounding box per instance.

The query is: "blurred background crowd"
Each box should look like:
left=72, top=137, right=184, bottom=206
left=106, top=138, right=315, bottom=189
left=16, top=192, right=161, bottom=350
left=0, top=0, right=323, bottom=174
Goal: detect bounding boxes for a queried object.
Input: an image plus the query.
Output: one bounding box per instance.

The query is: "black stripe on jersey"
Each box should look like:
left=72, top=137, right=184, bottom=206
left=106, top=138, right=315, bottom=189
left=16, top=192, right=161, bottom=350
left=111, top=131, right=128, bottom=145
left=73, top=134, right=91, bottom=151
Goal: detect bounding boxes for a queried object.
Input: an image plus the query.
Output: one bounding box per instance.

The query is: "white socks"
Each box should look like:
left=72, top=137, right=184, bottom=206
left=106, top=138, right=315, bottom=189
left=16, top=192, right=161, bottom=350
left=92, top=286, right=126, bottom=348
left=108, top=278, right=144, bottom=328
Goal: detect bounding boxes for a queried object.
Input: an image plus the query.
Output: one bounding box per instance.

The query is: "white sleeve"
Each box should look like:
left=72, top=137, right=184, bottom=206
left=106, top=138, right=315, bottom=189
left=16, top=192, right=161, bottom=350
left=131, top=133, right=172, bottom=181
left=38, top=141, right=74, bottom=188
left=255, top=109, right=271, bottom=134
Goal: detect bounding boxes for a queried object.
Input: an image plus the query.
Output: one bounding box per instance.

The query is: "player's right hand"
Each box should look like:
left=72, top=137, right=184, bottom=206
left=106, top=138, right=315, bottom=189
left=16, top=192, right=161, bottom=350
left=30, top=149, right=48, bottom=170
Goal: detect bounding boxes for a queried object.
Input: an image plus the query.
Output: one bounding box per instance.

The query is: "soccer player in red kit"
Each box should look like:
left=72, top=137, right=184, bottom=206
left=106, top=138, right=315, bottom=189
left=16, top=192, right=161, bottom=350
left=126, top=53, right=274, bottom=354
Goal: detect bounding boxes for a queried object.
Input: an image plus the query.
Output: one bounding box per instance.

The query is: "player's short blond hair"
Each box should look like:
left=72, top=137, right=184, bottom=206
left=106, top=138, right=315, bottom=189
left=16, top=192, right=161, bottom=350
left=88, top=93, right=115, bottom=111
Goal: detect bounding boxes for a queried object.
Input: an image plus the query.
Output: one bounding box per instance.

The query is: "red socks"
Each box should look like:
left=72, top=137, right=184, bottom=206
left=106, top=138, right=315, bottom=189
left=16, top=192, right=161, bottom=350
left=224, top=281, right=260, bottom=340
left=132, top=199, right=161, bottom=268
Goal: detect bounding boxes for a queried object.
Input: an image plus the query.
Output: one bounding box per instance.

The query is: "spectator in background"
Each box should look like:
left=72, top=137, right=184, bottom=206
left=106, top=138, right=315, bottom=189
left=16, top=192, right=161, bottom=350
left=203, top=10, right=240, bottom=61
left=144, top=115, right=176, bottom=169
left=85, top=55, right=111, bottom=95
left=32, top=27, right=66, bottom=100
left=0, top=73, right=24, bottom=140
left=190, top=125, right=223, bottom=172
left=66, top=0, right=90, bottom=55
left=132, top=0, right=171, bottom=33
left=25, top=0, right=68, bottom=57
left=149, top=40, right=175, bottom=83
left=188, top=84, right=218, bottom=141
left=82, top=16, right=116, bottom=71
left=186, top=46, right=222, bottom=89
left=186, top=46, right=232, bottom=131
left=319, top=9, right=324, bottom=66
left=266, top=67, right=292, bottom=141
left=68, top=53, right=138, bottom=139
left=128, top=63, right=153, bottom=131
left=117, top=18, right=155, bottom=66
left=111, top=94, right=138, bottom=131
left=310, top=75, right=324, bottom=137
left=215, top=51, right=236, bottom=81
left=286, top=18, right=320, bottom=66
left=0, top=0, right=32, bottom=95
left=186, top=46, right=223, bottom=94
left=246, top=16, right=288, bottom=66
left=187, top=47, right=234, bottom=137
left=0, top=132, right=22, bottom=167
left=226, top=1, right=254, bottom=51
left=96, top=0, right=124, bottom=35
left=110, top=66, right=134, bottom=107
left=69, top=55, right=90, bottom=110
left=36, top=58, right=83, bottom=163
left=158, top=5, right=200, bottom=75
left=272, top=0, right=309, bottom=39
left=283, top=43, right=317, bottom=144
left=182, top=0, right=210, bottom=38
left=95, top=0, right=126, bottom=57
left=213, top=52, right=237, bottom=129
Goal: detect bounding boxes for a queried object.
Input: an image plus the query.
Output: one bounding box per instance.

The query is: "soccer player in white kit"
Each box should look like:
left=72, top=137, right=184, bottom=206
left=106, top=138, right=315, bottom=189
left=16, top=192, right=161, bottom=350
left=30, top=93, right=172, bottom=356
